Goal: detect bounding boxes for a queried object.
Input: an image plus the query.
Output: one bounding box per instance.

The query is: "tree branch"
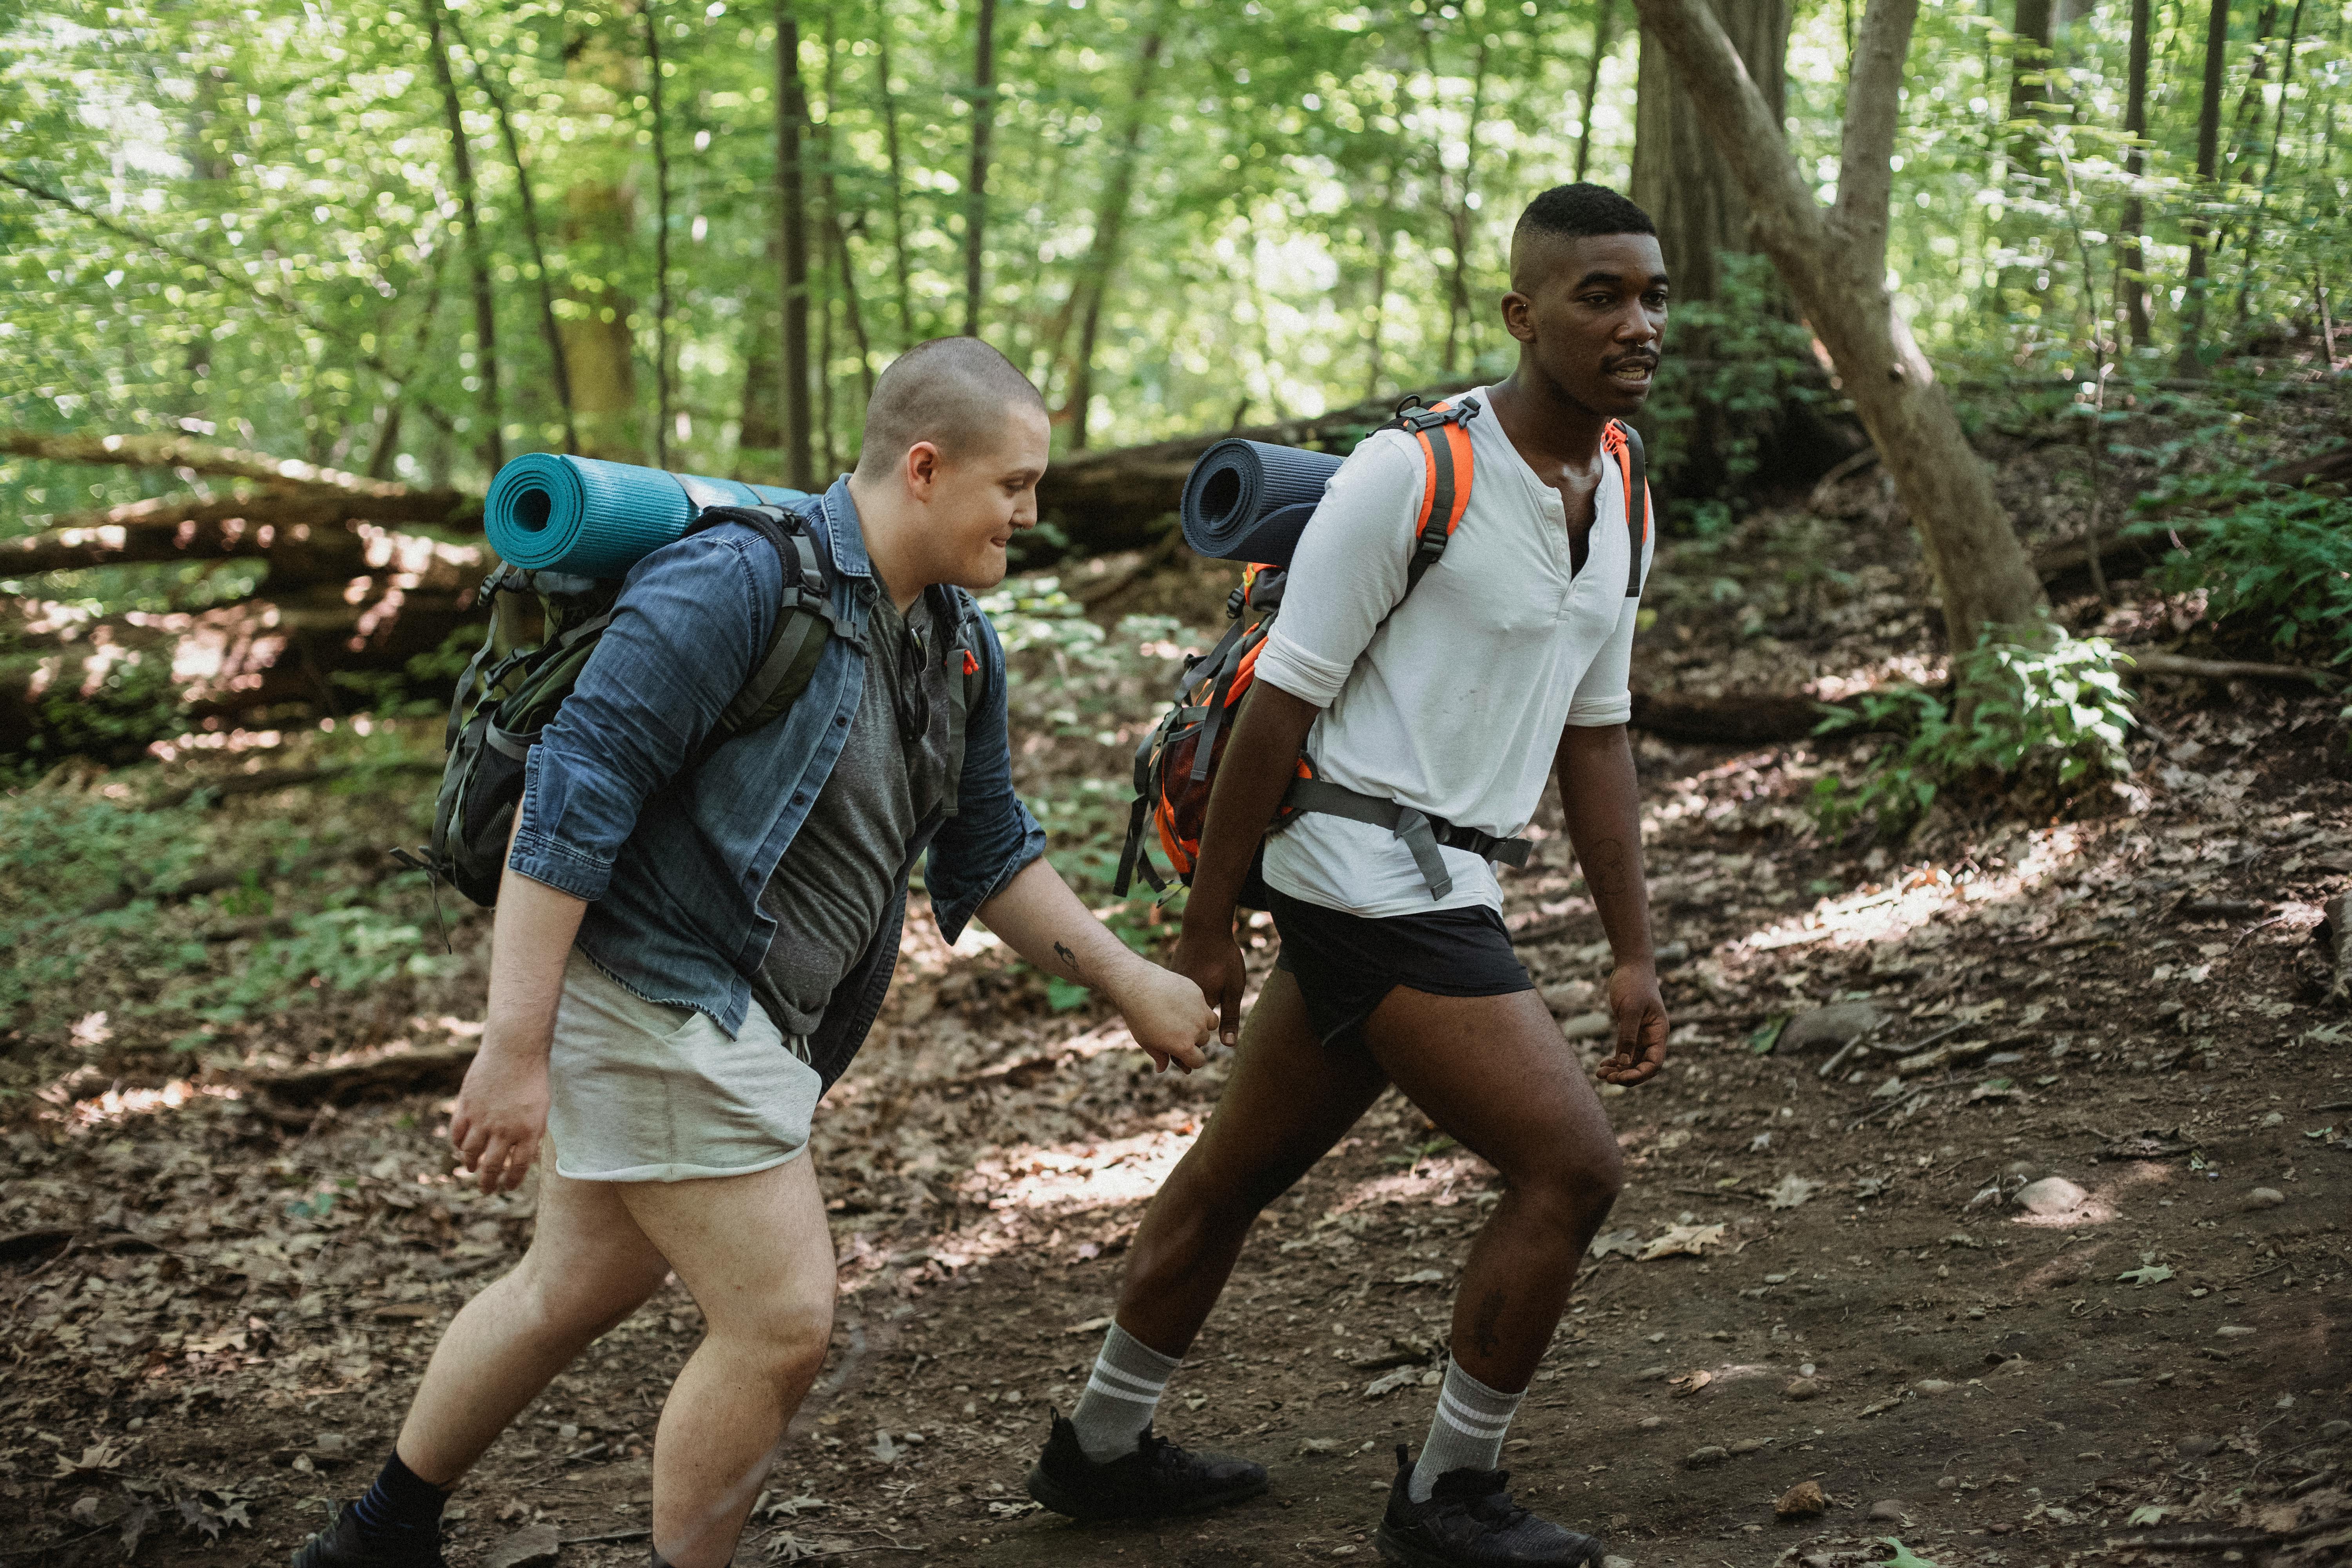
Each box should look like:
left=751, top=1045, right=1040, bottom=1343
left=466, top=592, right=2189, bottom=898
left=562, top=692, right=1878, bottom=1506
left=1833, top=0, right=1921, bottom=272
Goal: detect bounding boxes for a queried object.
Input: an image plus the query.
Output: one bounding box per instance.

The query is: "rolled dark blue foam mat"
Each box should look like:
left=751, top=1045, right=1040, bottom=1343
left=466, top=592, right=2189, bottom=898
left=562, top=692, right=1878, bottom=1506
left=485, top=453, right=811, bottom=578
left=1180, top=439, right=1344, bottom=566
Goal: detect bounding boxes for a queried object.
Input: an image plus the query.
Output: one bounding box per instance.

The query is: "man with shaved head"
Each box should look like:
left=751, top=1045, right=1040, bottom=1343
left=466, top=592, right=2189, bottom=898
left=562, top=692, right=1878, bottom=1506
left=295, top=338, right=1217, bottom=1568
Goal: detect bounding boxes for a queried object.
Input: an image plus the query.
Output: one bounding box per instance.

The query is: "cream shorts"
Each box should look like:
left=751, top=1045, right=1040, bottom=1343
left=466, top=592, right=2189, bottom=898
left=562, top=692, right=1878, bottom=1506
left=546, top=949, right=822, bottom=1183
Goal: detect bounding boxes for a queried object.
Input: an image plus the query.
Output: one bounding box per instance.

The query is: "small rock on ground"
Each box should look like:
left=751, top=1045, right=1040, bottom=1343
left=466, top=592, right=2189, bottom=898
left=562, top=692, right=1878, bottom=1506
left=1775, top=1479, right=1829, bottom=1519
left=1779, top=1001, right=1886, bottom=1053
left=482, top=1525, right=563, bottom=1568
left=2014, top=1176, right=2087, bottom=1216
left=1685, top=1445, right=1728, bottom=1468
left=1867, top=1499, right=1912, bottom=1522
left=2244, top=1187, right=2287, bottom=1209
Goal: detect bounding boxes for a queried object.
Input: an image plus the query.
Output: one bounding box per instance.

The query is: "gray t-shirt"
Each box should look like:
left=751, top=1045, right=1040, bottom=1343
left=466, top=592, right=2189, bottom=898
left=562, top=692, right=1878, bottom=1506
left=752, top=579, right=953, bottom=1036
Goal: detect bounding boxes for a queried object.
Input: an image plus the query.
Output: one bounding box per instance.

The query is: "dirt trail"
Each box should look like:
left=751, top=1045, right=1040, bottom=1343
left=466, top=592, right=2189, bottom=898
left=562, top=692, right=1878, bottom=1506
left=8, top=691, right=2348, bottom=1568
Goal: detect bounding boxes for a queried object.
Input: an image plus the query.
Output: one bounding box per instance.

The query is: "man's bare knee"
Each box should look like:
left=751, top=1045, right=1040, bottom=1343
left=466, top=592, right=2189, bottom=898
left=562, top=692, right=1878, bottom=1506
left=513, top=1252, right=667, bottom=1343
left=1508, top=1143, right=1624, bottom=1224
left=712, top=1290, right=835, bottom=1391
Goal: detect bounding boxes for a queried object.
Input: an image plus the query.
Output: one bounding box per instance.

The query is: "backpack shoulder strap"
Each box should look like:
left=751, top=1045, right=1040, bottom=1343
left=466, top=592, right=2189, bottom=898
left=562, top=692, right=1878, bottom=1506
left=936, top=586, right=986, bottom=817
left=1605, top=419, right=1650, bottom=599
left=682, top=503, right=841, bottom=759
left=1382, top=394, right=1483, bottom=590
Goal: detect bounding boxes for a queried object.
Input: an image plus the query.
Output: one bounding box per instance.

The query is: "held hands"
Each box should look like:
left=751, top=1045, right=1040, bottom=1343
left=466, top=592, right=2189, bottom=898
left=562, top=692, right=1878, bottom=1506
left=1108, top=956, right=1216, bottom=1074
left=447, top=1038, right=550, bottom=1194
left=1596, top=960, right=1670, bottom=1087
left=1170, top=926, right=1249, bottom=1050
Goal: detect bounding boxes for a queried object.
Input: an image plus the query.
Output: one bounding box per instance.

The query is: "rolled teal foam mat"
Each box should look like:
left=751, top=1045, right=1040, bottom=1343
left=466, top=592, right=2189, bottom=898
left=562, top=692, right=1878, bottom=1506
left=485, top=454, right=812, bottom=578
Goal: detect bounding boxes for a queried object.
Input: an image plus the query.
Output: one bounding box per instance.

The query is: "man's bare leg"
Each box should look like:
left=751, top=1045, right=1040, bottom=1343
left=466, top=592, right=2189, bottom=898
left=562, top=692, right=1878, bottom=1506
left=619, top=1152, right=836, bottom=1568
left=396, top=1151, right=674, bottom=1483
left=1358, top=985, right=1623, bottom=1394
left=1114, top=968, right=1391, bottom=1354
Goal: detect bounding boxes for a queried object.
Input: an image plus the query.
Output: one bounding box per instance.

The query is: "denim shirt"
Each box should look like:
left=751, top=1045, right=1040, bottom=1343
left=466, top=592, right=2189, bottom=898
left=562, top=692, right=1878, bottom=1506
left=509, top=475, right=1046, bottom=1088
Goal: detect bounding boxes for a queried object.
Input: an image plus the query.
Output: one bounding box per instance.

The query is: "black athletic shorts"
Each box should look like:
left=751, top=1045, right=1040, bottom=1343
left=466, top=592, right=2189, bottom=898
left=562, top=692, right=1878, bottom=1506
left=1267, top=886, right=1534, bottom=1048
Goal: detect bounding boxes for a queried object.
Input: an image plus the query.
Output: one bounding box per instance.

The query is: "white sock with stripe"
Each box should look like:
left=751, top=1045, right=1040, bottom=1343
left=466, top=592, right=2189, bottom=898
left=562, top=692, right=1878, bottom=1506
left=1069, top=1322, right=1183, bottom=1463
left=1408, top=1360, right=1525, bottom=1502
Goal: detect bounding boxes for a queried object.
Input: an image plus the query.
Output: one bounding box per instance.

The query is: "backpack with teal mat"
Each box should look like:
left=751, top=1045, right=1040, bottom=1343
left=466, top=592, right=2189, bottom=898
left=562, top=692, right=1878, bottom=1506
left=396, top=503, right=987, bottom=908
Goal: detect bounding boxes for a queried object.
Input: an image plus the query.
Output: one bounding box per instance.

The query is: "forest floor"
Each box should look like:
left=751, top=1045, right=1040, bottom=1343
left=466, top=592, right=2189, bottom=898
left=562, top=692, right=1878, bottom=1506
left=4, top=430, right=2350, bottom=1568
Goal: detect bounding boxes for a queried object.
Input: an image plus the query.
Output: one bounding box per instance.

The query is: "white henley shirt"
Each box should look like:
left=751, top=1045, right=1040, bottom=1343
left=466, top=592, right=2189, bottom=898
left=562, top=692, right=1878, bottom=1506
left=1251, top=388, right=1650, bottom=919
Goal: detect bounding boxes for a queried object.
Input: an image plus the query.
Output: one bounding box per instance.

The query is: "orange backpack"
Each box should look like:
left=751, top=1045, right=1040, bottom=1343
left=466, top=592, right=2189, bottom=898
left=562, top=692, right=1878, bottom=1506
left=1114, top=397, right=1650, bottom=904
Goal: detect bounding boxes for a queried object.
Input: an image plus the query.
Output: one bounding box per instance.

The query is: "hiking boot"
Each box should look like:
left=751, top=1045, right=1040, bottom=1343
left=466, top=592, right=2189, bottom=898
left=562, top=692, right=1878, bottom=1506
left=1373, top=1445, right=1606, bottom=1568
left=289, top=1503, right=446, bottom=1568
left=1025, top=1409, right=1269, bottom=1521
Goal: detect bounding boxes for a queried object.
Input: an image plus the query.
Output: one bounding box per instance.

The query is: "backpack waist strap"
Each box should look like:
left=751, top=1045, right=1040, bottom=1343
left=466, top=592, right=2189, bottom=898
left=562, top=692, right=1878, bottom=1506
left=1281, top=778, right=1532, bottom=902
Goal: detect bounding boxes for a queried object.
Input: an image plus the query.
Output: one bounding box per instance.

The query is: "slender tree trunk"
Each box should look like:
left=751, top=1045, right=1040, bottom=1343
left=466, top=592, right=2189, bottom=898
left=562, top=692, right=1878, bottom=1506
left=1441, top=22, right=1493, bottom=376
left=2234, top=0, right=2305, bottom=319
left=1575, top=0, right=1617, bottom=182
left=874, top=0, right=916, bottom=344
left=645, top=0, right=673, bottom=468
left=2006, top=0, right=2056, bottom=160
left=1631, top=0, right=2051, bottom=661
left=367, top=248, right=449, bottom=479
left=1364, top=168, right=1397, bottom=400
left=1041, top=11, right=1168, bottom=449
left=964, top=0, right=998, bottom=339
left=2118, top=0, right=2152, bottom=346
left=2178, top=0, right=2231, bottom=371
left=448, top=11, right=577, bottom=453
left=424, top=4, right=501, bottom=471
left=817, top=14, right=876, bottom=407
left=776, top=0, right=814, bottom=489
left=561, top=183, right=645, bottom=461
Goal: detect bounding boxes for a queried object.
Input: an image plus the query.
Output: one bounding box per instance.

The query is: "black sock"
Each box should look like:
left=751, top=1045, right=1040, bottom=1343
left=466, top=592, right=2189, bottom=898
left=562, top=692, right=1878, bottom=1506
left=349, top=1451, right=450, bottom=1551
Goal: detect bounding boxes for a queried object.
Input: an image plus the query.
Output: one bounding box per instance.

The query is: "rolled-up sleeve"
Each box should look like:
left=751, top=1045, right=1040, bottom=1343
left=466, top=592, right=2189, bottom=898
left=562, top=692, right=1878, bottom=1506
left=926, top=609, right=1046, bottom=940
left=509, top=532, right=773, bottom=901
left=1250, top=431, right=1422, bottom=708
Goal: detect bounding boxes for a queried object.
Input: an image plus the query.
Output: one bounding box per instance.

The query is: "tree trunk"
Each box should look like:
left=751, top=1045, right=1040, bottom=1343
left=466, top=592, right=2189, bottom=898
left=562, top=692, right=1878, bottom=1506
left=964, top=0, right=998, bottom=339
left=874, top=0, right=917, bottom=345
left=2234, top=0, right=2307, bottom=320
left=1045, top=12, right=1168, bottom=451
left=2178, top=0, right=2231, bottom=371
left=2118, top=0, right=2152, bottom=347
left=1440, top=24, right=1493, bottom=377
left=450, top=11, right=577, bottom=454
left=817, top=10, right=876, bottom=411
left=559, top=183, right=644, bottom=461
left=777, top=1, right=815, bottom=489
left=2006, top=0, right=2056, bottom=167
left=1630, top=0, right=1789, bottom=310
left=1363, top=169, right=1397, bottom=400
left=1630, top=0, right=2051, bottom=661
left=423, top=2, right=502, bottom=472
left=646, top=0, right=675, bottom=469
left=1575, top=0, right=1617, bottom=182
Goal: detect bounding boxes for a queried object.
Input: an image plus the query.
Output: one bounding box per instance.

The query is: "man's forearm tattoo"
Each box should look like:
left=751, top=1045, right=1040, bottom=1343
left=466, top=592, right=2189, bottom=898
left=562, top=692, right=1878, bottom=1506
left=1584, top=836, right=1633, bottom=898
left=1054, top=940, right=1082, bottom=976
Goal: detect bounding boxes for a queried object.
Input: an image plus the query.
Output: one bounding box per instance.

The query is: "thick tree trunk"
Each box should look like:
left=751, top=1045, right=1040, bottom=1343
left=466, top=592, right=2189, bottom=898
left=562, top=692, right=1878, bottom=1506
left=2118, top=0, right=2152, bottom=347
left=1630, top=0, right=2050, bottom=659
left=964, top=0, right=998, bottom=339
left=1630, top=0, right=1789, bottom=310
left=559, top=183, right=644, bottom=461
left=1436, top=20, right=1493, bottom=376
left=777, top=2, right=815, bottom=489
left=423, top=2, right=501, bottom=472
left=2178, top=0, right=2230, bottom=371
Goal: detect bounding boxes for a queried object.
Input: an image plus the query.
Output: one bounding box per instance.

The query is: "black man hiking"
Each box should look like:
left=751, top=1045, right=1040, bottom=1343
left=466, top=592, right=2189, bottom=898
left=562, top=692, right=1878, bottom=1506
left=1025, top=183, right=1673, bottom=1568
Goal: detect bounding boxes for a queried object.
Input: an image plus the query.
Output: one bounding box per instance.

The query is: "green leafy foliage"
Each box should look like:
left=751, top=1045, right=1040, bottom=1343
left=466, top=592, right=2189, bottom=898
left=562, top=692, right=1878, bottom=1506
left=2138, top=488, right=2352, bottom=667
left=1640, top=252, right=1825, bottom=519
left=1811, top=633, right=2136, bottom=839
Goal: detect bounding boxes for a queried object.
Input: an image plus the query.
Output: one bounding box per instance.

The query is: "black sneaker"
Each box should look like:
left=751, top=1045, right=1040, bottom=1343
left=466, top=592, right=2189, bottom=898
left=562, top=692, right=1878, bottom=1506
left=1374, top=1445, right=1606, bottom=1568
left=1025, top=1410, right=1269, bottom=1521
left=290, top=1502, right=446, bottom=1568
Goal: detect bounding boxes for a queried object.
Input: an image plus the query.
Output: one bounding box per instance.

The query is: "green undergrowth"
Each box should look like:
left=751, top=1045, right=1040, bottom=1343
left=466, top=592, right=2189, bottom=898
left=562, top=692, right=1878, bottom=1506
left=1811, top=632, right=2137, bottom=840
left=2135, top=483, right=2352, bottom=669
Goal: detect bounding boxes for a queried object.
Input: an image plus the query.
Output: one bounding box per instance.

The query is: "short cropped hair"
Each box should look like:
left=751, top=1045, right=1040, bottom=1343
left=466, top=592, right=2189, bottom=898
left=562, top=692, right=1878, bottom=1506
left=1514, top=182, right=1657, bottom=245
left=853, top=336, right=1047, bottom=479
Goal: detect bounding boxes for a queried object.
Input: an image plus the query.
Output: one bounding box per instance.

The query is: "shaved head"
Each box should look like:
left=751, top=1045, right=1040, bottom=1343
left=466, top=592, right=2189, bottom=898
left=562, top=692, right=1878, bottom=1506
left=1508, top=181, right=1657, bottom=293
left=854, top=336, right=1048, bottom=479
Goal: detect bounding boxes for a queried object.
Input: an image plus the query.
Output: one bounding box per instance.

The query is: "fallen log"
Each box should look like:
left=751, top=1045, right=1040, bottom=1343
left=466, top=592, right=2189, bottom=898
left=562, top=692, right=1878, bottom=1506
left=251, top=1044, right=478, bottom=1107
left=1628, top=689, right=1847, bottom=744
left=0, top=428, right=432, bottom=499
left=4, top=490, right=475, bottom=579
left=2129, top=651, right=2337, bottom=686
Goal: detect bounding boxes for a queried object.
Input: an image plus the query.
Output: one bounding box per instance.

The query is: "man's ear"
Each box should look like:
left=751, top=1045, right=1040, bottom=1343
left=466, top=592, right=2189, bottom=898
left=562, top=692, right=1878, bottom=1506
left=902, top=440, right=946, bottom=501
left=1499, top=287, right=1537, bottom=345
